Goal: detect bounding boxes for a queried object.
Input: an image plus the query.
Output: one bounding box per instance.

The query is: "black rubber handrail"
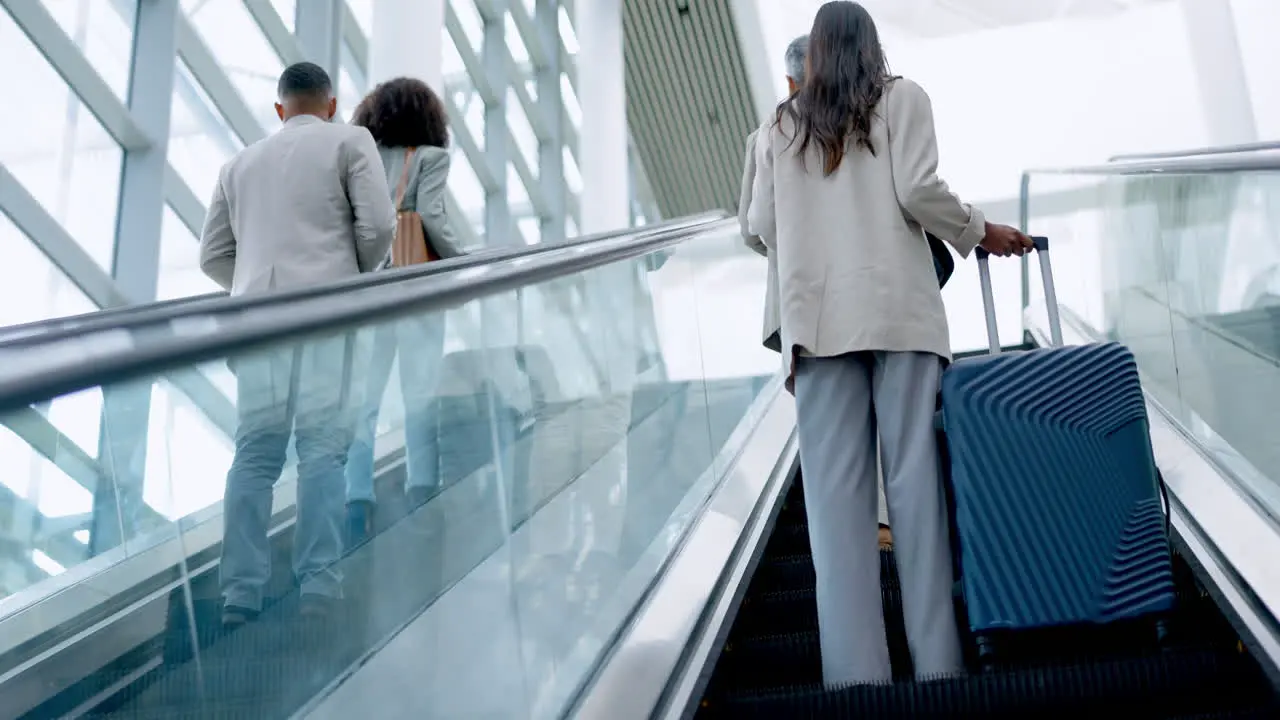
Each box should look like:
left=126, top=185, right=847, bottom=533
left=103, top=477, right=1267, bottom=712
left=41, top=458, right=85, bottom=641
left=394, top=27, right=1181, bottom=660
left=0, top=214, right=722, bottom=346
left=0, top=213, right=733, bottom=412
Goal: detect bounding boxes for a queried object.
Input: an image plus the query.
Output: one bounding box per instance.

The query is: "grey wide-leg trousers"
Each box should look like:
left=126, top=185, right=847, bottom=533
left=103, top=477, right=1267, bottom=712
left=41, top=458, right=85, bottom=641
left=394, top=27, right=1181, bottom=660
left=793, top=350, right=963, bottom=687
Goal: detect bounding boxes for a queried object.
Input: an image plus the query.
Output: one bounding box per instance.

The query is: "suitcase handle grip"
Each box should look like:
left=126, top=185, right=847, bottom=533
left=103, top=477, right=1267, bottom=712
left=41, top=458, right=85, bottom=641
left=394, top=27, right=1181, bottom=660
left=975, top=236, right=1063, bottom=353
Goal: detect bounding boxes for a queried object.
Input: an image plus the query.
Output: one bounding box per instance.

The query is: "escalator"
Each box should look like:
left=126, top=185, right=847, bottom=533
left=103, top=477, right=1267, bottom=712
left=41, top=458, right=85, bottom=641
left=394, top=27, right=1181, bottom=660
left=679, top=150, right=1280, bottom=718
left=697, top=436, right=1279, bottom=718
left=0, top=213, right=777, bottom=719
left=5, top=146, right=1280, bottom=719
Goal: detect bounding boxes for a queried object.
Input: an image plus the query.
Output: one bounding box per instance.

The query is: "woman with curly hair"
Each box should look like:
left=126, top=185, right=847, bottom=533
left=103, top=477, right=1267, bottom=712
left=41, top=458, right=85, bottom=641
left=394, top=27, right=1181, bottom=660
left=345, top=77, right=463, bottom=547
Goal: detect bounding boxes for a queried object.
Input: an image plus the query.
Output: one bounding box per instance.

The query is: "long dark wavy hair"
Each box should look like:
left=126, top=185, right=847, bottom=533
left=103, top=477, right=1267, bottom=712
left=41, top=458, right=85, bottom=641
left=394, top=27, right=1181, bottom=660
left=352, top=77, right=449, bottom=149
left=777, top=1, right=892, bottom=175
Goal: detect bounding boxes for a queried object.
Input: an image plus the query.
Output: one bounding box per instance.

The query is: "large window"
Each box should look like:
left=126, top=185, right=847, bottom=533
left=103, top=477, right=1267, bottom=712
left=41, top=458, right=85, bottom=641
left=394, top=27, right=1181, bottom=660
left=0, top=214, right=97, bottom=327
left=0, top=0, right=586, bottom=600
left=0, top=6, right=124, bottom=274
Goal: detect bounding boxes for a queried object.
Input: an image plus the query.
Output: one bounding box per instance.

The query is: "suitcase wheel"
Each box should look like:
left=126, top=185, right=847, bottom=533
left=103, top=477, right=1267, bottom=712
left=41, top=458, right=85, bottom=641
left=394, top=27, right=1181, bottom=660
left=975, top=634, right=1000, bottom=673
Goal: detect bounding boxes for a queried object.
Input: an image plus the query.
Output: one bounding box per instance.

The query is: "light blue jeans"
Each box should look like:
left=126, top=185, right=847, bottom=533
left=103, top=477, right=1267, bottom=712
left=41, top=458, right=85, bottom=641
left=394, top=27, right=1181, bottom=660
left=221, top=339, right=355, bottom=611
left=346, top=315, right=447, bottom=503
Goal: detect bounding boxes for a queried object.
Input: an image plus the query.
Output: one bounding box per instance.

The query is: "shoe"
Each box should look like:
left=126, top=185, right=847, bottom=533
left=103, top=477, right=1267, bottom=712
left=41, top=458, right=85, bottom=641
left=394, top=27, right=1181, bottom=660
left=346, top=500, right=375, bottom=550
left=222, top=604, right=259, bottom=628
left=878, top=524, right=893, bottom=549
left=299, top=593, right=338, bottom=621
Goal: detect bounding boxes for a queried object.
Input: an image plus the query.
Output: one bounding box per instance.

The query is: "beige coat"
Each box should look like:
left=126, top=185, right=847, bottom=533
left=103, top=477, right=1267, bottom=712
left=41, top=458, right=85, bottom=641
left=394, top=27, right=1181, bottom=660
left=200, top=115, right=396, bottom=296
left=747, top=77, right=985, bottom=369
left=738, top=126, right=782, bottom=353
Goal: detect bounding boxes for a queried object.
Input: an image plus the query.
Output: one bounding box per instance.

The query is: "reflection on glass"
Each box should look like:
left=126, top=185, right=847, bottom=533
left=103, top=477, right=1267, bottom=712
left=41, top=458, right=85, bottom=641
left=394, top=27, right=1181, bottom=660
left=1026, top=167, right=1280, bottom=518
left=0, top=385, right=103, bottom=601
left=4, top=223, right=779, bottom=717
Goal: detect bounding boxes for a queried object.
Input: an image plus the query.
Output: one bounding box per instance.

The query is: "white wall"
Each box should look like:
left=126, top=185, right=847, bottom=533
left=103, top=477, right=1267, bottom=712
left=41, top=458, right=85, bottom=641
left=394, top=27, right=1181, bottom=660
left=1231, top=0, right=1280, bottom=140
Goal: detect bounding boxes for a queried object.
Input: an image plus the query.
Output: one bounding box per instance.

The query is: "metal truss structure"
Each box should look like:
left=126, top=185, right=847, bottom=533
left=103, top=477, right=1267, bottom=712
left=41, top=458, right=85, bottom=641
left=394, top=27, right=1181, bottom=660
left=0, top=0, right=659, bottom=594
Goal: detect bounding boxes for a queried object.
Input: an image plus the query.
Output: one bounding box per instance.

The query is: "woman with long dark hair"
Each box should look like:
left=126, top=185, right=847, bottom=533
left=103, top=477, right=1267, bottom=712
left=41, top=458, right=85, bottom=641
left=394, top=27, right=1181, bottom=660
left=748, top=1, right=1031, bottom=687
left=344, top=78, right=463, bottom=546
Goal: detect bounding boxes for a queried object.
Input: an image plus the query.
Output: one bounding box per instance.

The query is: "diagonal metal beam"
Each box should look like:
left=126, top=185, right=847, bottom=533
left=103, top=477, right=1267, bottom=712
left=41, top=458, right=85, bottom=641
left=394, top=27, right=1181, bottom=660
left=442, top=92, right=500, bottom=192
left=174, top=12, right=268, bottom=145
left=0, top=164, right=129, bottom=309
left=508, top=0, right=549, bottom=68
left=3, top=407, right=109, bottom=498
left=340, top=0, right=368, bottom=76
left=295, top=0, right=342, bottom=77
left=445, top=4, right=498, bottom=105
left=164, top=165, right=208, bottom=239
left=0, top=485, right=87, bottom=571
left=508, top=130, right=549, bottom=220
left=0, top=0, right=151, bottom=150
left=241, top=0, right=304, bottom=65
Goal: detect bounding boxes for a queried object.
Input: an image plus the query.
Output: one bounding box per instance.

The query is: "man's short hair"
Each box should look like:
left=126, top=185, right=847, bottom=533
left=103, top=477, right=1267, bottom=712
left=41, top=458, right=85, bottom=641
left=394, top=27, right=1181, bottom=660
left=784, top=35, right=809, bottom=85
left=277, top=62, right=333, bottom=102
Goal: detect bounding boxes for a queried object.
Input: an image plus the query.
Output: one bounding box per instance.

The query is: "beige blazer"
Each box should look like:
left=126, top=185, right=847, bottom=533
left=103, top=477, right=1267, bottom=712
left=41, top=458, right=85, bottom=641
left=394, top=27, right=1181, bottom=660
left=199, top=115, right=397, bottom=296
left=738, top=126, right=782, bottom=353
left=748, top=77, right=985, bottom=368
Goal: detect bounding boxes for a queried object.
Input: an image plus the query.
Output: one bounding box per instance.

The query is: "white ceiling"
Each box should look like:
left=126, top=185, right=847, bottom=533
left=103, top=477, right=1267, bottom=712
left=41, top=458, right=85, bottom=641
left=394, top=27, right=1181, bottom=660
left=768, top=0, right=1173, bottom=39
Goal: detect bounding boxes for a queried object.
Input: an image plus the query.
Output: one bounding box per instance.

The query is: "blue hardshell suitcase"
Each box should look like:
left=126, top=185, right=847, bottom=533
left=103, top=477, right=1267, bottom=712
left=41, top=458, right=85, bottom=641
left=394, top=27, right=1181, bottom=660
left=939, top=237, right=1175, bottom=644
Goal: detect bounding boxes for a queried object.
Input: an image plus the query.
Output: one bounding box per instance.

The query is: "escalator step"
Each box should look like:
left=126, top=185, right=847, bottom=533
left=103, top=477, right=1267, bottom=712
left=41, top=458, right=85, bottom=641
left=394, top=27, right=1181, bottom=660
left=735, top=585, right=903, bottom=639
left=751, top=551, right=901, bottom=595
left=762, top=522, right=811, bottom=557
left=703, top=647, right=1276, bottom=719
left=716, top=628, right=914, bottom=689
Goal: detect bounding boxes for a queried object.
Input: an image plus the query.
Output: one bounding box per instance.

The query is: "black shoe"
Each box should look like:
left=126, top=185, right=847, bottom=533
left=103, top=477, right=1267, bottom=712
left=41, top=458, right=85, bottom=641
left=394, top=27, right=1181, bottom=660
left=347, top=500, right=375, bottom=549
left=222, top=604, right=259, bottom=628
left=299, top=594, right=338, bottom=621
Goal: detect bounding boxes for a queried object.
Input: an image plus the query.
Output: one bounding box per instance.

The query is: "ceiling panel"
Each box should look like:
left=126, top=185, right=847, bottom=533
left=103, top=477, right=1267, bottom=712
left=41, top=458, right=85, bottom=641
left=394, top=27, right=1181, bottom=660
left=623, top=0, right=760, bottom=219
left=852, top=0, right=1173, bottom=38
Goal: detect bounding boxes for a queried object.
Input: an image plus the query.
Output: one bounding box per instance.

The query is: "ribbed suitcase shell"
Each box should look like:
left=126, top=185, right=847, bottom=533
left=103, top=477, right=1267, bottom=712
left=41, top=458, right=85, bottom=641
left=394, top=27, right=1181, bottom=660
left=941, top=341, right=1175, bottom=633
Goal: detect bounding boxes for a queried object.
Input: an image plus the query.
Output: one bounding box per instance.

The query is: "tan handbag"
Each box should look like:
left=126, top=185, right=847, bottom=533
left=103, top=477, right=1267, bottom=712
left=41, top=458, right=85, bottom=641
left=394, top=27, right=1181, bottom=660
left=390, top=147, right=439, bottom=267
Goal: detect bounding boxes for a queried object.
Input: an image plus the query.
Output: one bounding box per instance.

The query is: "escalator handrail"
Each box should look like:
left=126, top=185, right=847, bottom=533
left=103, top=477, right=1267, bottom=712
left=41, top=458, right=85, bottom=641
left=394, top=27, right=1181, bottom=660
left=0, top=214, right=723, bottom=346
left=1024, top=149, right=1280, bottom=179
left=0, top=213, right=732, bottom=412
left=1109, top=140, right=1280, bottom=163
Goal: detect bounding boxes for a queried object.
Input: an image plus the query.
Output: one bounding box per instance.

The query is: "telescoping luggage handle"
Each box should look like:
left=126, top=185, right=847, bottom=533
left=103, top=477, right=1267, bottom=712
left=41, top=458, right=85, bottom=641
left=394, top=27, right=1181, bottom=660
left=974, top=236, right=1063, bottom=354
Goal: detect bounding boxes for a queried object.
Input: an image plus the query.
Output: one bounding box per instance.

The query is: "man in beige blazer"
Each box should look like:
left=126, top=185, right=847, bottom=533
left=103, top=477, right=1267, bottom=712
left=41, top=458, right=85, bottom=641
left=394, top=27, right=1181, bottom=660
left=738, top=35, right=893, bottom=548
left=199, top=62, right=396, bottom=626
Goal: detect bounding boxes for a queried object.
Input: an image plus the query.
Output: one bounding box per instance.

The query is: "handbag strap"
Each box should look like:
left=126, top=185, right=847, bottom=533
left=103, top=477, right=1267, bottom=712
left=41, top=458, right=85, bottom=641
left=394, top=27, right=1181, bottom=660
left=394, top=146, right=417, bottom=210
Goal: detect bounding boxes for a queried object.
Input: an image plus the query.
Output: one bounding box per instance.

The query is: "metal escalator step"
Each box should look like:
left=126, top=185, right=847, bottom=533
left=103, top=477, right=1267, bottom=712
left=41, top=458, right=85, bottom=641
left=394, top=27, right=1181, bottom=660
left=704, top=647, right=1277, bottom=719
left=751, top=550, right=903, bottom=595
left=762, top=522, right=811, bottom=557
left=715, top=629, right=914, bottom=691
left=750, top=553, right=816, bottom=592
left=702, top=496, right=1280, bottom=720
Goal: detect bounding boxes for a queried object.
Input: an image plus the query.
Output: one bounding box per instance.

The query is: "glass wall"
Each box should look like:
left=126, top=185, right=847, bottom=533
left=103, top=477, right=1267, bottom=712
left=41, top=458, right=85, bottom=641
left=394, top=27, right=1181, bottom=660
left=0, top=222, right=777, bottom=717
left=1024, top=164, right=1280, bottom=523
left=0, top=0, right=662, bottom=610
